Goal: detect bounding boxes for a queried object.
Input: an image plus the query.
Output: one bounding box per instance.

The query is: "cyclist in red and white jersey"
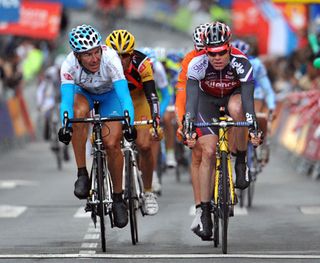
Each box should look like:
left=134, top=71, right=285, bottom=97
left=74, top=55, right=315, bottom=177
left=184, top=21, right=262, bottom=240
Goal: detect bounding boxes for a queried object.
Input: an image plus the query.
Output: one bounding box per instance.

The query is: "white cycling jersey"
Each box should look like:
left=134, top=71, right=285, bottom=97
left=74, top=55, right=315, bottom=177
left=60, top=45, right=125, bottom=94
left=153, top=60, right=168, bottom=89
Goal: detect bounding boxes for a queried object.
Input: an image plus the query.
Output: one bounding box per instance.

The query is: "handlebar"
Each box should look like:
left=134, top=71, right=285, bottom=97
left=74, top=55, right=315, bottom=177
left=194, top=120, right=252, bottom=128
left=63, top=110, right=131, bottom=129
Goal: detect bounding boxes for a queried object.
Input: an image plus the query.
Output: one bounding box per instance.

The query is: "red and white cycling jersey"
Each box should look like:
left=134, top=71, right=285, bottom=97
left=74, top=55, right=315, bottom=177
left=187, top=47, right=254, bottom=98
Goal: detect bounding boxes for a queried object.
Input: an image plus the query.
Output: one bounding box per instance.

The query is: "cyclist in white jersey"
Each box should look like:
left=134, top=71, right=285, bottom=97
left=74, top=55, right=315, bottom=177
left=58, top=24, right=135, bottom=228
left=232, top=39, right=276, bottom=164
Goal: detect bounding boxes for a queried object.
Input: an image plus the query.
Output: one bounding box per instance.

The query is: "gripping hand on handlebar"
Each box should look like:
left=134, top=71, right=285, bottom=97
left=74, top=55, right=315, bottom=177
left=248, top=120, right=263, bottom=147
left=123, top=110, right=137, bottom=142
left=182, top=113, right=197, bottom=149
left=58, top=111, right=73, bottom=145
left=149, top=114, right=163, bottom=141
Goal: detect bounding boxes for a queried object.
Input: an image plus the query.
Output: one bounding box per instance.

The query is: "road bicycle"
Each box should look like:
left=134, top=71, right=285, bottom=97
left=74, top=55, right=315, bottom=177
left=63, top=110, right=130, bottom=252
left=50, top=104, right=69, bottom=170
left=193, top=109, right=252, bottom=254
left=238, top=141, right=262, bottom=208
left=122, top=119, right=155, bottom=245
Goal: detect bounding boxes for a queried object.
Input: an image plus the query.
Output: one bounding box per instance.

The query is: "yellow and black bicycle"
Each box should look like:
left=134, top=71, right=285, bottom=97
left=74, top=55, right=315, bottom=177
left=193, top=109, right=252, bottom=254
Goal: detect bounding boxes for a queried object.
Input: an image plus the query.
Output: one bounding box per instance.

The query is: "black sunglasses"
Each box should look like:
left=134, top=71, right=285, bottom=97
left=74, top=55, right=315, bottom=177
left=207, top=49, right=229, bottom=57
left=119, top=53, right=132, bottom=59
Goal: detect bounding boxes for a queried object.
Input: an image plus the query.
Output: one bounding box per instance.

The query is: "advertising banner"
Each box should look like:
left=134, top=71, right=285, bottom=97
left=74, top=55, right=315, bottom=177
left=27, top=0, right=86, bottom=9
left=0, top=0, right=62, bottom=40
left=0, top=0, right=20, bottom=22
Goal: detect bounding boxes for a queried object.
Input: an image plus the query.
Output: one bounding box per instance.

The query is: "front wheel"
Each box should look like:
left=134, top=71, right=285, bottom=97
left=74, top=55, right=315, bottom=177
left=220, top=151, right=230, bottom=254
left=96, top=151, right=107, bottom=252
left=124, top=151, right=138, bottom=245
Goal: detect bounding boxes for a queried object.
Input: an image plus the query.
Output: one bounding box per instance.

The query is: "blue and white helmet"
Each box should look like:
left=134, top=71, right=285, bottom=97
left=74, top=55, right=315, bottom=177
left=231, top=39, right=250, bottom=55
left=69, top=24, right=102, bottom=53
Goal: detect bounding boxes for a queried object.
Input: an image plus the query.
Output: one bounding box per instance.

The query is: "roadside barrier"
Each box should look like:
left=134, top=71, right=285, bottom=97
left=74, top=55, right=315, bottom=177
left=273, top=90, right=320, bottom=178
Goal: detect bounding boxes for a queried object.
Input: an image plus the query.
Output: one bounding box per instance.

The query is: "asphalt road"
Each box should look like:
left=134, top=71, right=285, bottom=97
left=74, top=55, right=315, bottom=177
left=0, top=139, right=320, bottom=263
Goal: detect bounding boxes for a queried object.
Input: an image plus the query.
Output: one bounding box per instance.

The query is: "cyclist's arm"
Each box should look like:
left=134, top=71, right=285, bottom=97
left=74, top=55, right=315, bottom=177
left=142, top=79, right=160, bottom=118
left=259, top=75, right=276, bottom=111
left=60, top=83, right=75, bottom=126
left=113, top=79, right=135, bottom=125
left=241, top=80, right=257, bottom=122
left=185, top=78, right=199, bottom=120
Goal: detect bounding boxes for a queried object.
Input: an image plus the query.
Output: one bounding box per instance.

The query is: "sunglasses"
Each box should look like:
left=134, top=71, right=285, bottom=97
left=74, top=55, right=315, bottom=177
left=207, top=49, right=229, bottom=57
left=119, top=53, right=132, bottom=59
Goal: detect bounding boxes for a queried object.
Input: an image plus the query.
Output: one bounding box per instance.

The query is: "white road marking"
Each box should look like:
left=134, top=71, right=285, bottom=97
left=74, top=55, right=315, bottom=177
left=234, top=206, right=248, bottom=215
left=0, top=180, right=38, bottom=189
left=299, top=206, right=320, bottom=214
left=84, top=234, right=99, bottom=240
left=74, top=207, right=90, bottom=218
left=0, top=205, right=27, bottom=218
left=0, top=253, right=320, bottom=259
left=79, top=250, right=96, bottom=254
left=81, top=243, right=98, bottom=248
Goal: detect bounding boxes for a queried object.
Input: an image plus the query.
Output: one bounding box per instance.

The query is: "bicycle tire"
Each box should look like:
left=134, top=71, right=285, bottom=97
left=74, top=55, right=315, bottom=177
left=96, top=150, right=107, bottom=252
left=221, top=151, right=229, bottom=254
left=213, top=205, right=219, bottom=247
left=124, top=151, right=138, bottom=245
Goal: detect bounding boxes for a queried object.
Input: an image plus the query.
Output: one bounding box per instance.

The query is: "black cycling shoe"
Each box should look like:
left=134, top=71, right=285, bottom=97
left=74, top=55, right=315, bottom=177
left=235, top=161, right=250, bottom=190
left=112, top=200, right=128, bottom=228
left=74, top=174, right=90, bottom=199
left=194, top=202, right=213, bottom=240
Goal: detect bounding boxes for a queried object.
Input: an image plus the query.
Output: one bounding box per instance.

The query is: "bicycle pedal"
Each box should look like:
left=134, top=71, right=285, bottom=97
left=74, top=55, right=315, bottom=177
left=85, top=203, right=93, bottom=212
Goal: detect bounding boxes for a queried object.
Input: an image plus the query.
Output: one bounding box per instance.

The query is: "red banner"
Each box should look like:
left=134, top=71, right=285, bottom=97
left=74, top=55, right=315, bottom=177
left=0, top=1, right=62, bottom=40
left=231, top=0, right=269, bottom=55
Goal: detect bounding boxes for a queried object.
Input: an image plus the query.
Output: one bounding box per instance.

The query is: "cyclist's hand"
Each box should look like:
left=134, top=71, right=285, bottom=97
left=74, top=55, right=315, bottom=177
left=249, top=120, right=263, bottom=147
left=124, top=126, right=137, bottom=142
left=58, top=126, right=73, bottom=145
left=149, top=126, right=163, bottom=141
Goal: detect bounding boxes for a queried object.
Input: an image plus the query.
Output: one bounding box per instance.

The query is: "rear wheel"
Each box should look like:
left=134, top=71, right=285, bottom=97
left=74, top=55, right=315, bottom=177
left=125, top=151, right=138, bottom=245
left=221, top=151, right=229, bottom=254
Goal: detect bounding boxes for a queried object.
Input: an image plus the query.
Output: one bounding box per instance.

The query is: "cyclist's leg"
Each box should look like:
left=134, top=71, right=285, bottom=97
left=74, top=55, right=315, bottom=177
left=98, top=90, right=128, bottom=228
left=133, top=93, right=159, bottom=215
left=72, top=87, right=94, bottom=199
left=227, top=92, right=249, bottom=190
left=163, top=109, right=177, bottom=168
left=192, top=93, right=220, bottom=239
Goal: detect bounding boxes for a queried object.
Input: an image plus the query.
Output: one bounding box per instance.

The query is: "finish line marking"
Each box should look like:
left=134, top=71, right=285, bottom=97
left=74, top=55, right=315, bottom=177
left=0, top=254, right=320, bottom=259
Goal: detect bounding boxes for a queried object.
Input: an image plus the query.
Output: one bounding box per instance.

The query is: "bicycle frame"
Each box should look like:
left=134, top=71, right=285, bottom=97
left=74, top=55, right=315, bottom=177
left=214, top=116, right=236, bottom=206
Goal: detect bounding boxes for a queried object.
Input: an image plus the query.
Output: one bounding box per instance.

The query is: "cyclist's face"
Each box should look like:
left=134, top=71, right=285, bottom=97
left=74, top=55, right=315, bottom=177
left=118, top=53, right=132, bottom=71
left=206, top=48, right=230, bottom=70
left=77, top=47, right=102, bottom=73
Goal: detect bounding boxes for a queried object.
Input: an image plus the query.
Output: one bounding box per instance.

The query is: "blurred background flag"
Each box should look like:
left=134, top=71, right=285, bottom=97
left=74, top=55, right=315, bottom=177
left=0, top=0, right=21, bottom=22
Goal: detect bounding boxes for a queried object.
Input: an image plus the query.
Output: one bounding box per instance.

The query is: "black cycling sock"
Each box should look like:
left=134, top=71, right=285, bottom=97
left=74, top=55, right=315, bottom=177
left=236, top=151, right=246, bottom=163
left=77, top=167, right=88, bottom=177
left=195, top=204, right=201, bottom=209
left=200, top=202, right=211, bottom=211
left=113, top=192, right=123, bottom=202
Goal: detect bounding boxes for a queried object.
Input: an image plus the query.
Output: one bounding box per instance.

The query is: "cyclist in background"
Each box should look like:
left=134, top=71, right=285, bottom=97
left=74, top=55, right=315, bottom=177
left=37, top=54, right=69, bottom=160
left=139, top=46, right=171, bottom=195
left=58, top=24, right=135, bottom=228
left=184, top=21, right=262, bottom=240
left=175, top=22, right=208, bottom=238
left=231, top=39, right=276, bottom=165
left=106, top=30, right=162, bottom=215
